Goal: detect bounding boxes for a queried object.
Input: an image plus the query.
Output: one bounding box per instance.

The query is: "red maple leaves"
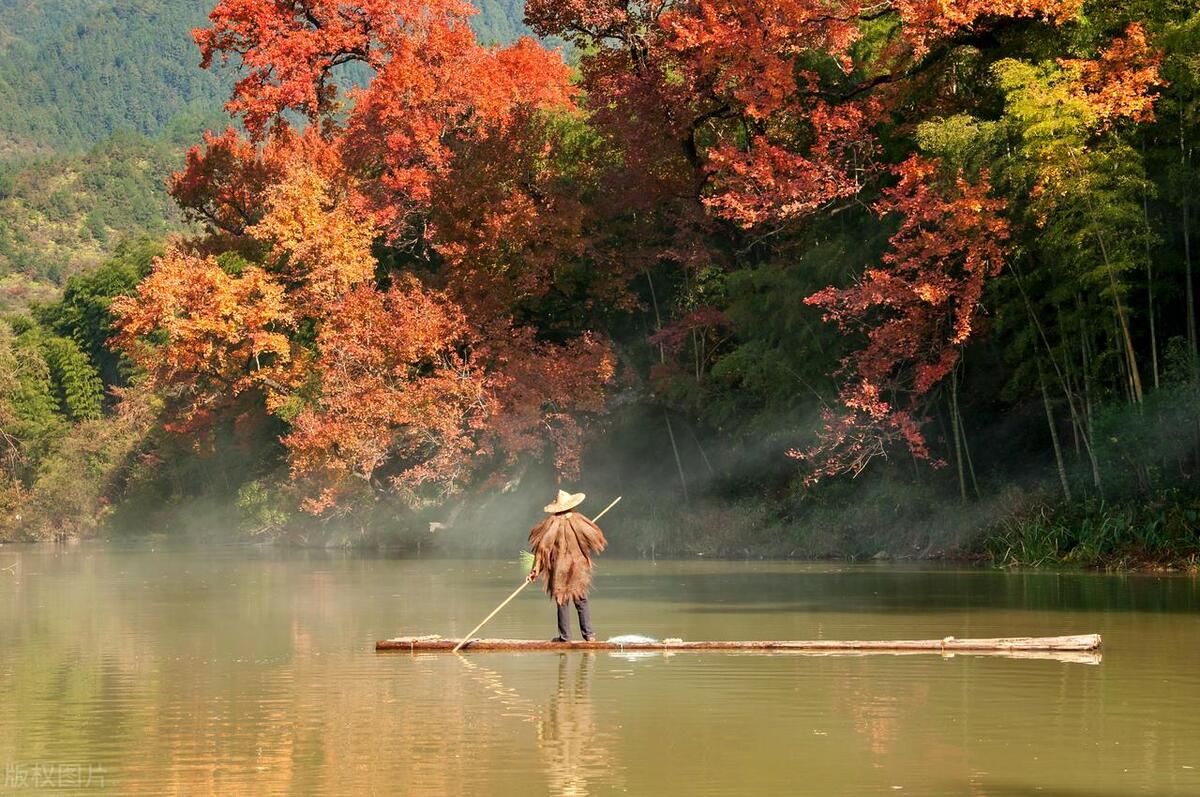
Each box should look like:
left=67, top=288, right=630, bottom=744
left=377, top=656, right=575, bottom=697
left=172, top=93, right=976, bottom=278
left=799, top=157, right=1010, bottom=480
left=1063, top=23, right=1163, bottom=127
left=197, top=0, right=573, bottom=242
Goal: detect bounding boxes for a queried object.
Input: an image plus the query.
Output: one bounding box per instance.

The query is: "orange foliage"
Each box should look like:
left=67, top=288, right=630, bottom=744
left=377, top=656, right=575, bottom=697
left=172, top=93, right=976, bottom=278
left=198, top=0, right=573, bottom=242
left=170, top=128, right=287, bottom=236
left=283, top=280, right=486, bottom=512
left=889, top=0, right=1080, bottom=55
left=124, top=0, right=1162, bottom=505
left=249, top=164, right=376, bottom=310
left=485, top=329, right=616, bottom=479
left=113, top=0, right=616, bottom=513
left=111, top=249, right=298, bottom=434
left=1063, top=23, right=1163, bottom=127
left=799, top=157, right=1009, bottom=480
left=526, top=0, right=1102, bottom=484
left=703, top=101, right=879, bottom=226
left=530, top=0, right=1079, bottom=232
left=283, top=281, right=616, bottom=512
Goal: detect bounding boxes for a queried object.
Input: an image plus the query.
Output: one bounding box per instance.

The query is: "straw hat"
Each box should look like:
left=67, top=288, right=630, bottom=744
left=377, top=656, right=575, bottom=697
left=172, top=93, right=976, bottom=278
left=544, top=489, right=585, bottom=514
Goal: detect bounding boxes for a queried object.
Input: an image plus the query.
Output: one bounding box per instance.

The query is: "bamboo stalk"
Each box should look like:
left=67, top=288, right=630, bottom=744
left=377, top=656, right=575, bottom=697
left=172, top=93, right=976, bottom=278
left=451, top=497, right=623, bottom=653
left=1142, top=141, right=1160, bottom=390
left=664, top=411, right=689, bottom=501
left=1039, top=359, right=1072, bottom=502
left=950, top=365, right=966, bottom=502
left=1010, top=261, right=1102, bottom=491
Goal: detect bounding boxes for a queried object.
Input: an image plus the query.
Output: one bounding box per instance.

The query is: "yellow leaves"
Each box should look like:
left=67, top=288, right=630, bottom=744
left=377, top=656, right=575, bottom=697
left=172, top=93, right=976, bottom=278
left=915, top=283, right=949, bottom=303
left=250, top=164, right=376, bottom=310
left=111, top=248, right=299, bottom=432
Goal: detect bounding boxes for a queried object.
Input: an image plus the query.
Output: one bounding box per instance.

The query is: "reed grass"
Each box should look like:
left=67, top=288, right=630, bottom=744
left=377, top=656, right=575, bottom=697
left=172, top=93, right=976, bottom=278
left=987, top=491, right=1200, bottom=570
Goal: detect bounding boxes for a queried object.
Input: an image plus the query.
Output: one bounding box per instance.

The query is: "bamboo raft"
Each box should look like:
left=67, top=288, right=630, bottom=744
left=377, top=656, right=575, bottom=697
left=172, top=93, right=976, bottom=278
left=376, top=633, right=1101, bottom=655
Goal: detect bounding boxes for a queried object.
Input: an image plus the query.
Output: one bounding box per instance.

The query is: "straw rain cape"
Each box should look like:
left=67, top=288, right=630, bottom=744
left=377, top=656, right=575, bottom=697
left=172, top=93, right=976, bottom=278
left=528, top=512, right=607, bottom=605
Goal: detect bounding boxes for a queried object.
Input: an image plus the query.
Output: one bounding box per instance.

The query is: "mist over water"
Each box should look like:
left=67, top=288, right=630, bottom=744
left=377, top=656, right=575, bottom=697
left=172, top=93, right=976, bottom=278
left=2, top=542, right=1198, bottom=795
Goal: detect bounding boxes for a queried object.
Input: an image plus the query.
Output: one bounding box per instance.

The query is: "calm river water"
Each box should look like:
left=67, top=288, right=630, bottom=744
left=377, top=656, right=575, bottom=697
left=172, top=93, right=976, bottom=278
left=1, top=543, right=1198, bottom=795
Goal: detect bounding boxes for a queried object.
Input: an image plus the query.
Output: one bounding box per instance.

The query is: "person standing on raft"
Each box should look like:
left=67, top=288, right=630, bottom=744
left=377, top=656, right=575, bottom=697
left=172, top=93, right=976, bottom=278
left=528, top=490, right=607, bottom=642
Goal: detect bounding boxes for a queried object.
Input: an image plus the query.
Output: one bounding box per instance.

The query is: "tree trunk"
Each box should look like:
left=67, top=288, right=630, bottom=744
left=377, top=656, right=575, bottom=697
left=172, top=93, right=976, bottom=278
left=1070, top=149, right=1143, bottom=403
left=1011, top=262, right=1102, bottom=492
left=1142, top=157, right=1160, bottom=390
left=1103, top=241, right=1144, bottom=404
left=957, top=404, right=981, bottom=499
left=1076, top=304, right=1103, bottom=492
left=1056, top=304, right=1083, bottom=457
left=950, top=366, right=967, bottom=502
left=645, top=270, right=665, bottom=365
left=1181, top=110, right=1197, bottom=368
left=664, top=410, right=689, bottom=501
left=1039, top=360, right=1072, bottom=502
left=685, top=421, right=716, bottom=477
left=1114, top=314, right=1136, bottom=405
left=1078, top=299, right=1095, bottom=434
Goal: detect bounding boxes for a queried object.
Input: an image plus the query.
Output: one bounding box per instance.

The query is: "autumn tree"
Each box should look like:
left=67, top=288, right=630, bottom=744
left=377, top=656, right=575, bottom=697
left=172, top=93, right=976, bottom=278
left=798, top=156, right=1009, bottom=479
left=526, top=0, right=1090, bottom=477
left=112, top=250, right=299, bottom=435
left=113, top=0, right=621, bottom=516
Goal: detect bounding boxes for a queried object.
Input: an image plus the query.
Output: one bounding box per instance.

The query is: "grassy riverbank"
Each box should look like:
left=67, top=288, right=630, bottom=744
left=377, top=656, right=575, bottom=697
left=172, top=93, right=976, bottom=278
left=606, top=498, right=1200, bottom=572
left=986, top=492, right=1200, bottom=571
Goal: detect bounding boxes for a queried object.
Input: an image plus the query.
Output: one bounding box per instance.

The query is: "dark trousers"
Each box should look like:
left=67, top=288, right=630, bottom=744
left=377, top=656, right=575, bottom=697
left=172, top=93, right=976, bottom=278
left=556, top=596, right=593, bottom=640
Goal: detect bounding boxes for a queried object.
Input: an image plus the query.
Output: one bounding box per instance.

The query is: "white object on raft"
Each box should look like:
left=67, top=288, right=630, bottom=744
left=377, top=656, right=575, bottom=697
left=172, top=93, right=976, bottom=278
left=606, top=634, right=659, bottom=645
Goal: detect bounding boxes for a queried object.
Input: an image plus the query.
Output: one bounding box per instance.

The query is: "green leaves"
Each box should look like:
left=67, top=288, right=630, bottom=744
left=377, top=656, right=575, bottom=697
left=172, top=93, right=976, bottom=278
left=39, top=335, right=103, bottom=422
left=916, top=115, right=1002, bottom=174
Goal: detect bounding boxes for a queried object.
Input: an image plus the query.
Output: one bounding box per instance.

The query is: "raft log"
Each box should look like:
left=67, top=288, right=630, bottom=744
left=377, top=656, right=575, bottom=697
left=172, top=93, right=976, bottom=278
left=376, top=633, right=1101, bottom=653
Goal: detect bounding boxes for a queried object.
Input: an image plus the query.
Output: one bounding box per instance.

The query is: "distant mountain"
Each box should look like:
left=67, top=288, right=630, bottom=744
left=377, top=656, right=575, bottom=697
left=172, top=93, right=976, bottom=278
left=0, top=1, right=231, bottom=157
left=0, top=0, right=533, bottom=301
left=0, top=0, right=532, bottom=158
left=471, top=0, right=531, bottom=45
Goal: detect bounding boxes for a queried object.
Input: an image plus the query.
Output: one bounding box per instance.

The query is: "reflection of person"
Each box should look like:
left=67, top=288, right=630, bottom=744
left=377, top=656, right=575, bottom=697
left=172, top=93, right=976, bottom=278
left=528, top=490, right=607, bottom=642
left=538, top=653, right=619, bottom=797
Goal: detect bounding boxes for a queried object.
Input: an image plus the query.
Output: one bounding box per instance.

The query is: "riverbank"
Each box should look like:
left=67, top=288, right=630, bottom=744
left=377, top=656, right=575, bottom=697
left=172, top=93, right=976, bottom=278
left=568, top=485, right=1200, bottom=572
left=985, top=491, right=1200, bottom=572
left=5, top=475, right=1199, bottom=573
left=374, top=485, right=1200, bottom=573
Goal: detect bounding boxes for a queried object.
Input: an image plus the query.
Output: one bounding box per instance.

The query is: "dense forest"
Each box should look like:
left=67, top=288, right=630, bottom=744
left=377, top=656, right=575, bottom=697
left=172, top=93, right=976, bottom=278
left=0, top=0, right=233, bottom=156
left=2, top=0, right=1199, bottom=569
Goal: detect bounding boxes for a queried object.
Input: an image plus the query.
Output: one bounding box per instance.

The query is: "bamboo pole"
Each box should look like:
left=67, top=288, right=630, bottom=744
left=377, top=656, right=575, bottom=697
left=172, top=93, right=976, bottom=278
left=1039, top=359, right=1072, bottom=502
left=451, top=497, right=622, bottom=653
left=450, top=582, right=530, bottom=655
left=950, top=365, right=966, bottom=502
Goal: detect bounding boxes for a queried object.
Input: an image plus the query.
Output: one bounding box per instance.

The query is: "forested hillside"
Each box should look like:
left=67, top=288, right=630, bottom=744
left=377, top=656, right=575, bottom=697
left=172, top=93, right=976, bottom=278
left=0, top=0, right=531, bottom=156
left=0, top=115, right=226, bottom=308
left=0, top=1, right=230, bottom=157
